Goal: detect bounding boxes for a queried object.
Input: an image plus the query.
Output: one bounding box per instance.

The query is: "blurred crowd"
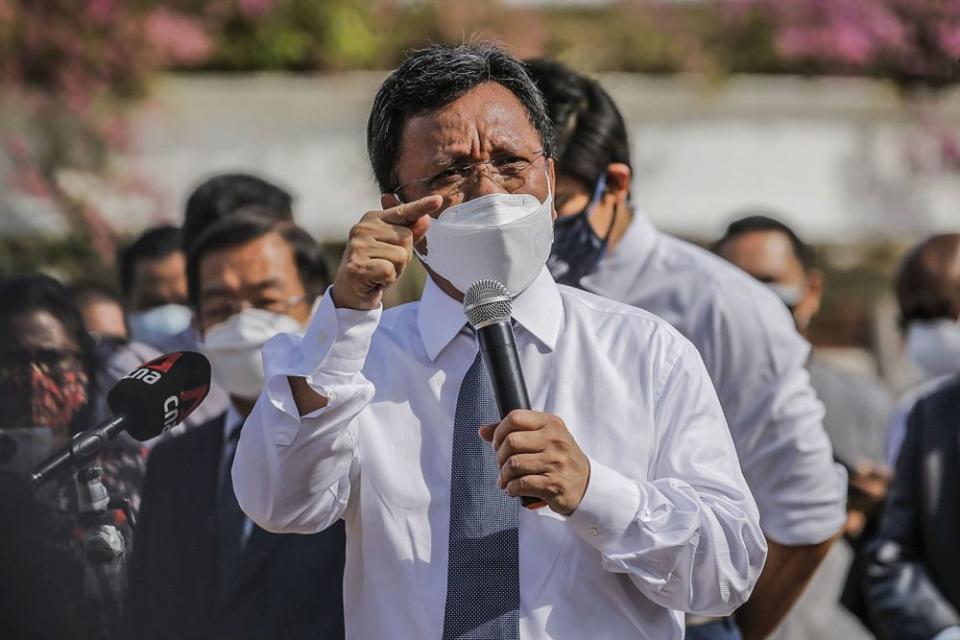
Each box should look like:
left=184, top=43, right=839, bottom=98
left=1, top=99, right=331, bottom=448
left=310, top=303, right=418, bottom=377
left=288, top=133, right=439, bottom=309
left=0, top=50, right=959, bottom=640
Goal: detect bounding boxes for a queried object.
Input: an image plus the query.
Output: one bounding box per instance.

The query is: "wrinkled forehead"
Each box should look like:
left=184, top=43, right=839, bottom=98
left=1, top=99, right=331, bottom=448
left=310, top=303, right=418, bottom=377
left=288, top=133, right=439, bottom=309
left=396, top=82, right=543, bottom=179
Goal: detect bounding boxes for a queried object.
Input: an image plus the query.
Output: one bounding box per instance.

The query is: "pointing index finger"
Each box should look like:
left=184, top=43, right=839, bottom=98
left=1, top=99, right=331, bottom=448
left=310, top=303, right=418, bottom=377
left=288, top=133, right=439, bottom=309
left=380, top=195, right=443, bottom=227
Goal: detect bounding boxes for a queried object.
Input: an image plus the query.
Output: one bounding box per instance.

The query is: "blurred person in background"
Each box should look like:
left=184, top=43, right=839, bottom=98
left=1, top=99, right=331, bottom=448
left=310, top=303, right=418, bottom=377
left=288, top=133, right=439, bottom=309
left=127, top=211, right=343, bottom=640
left=0, top=274, right=144, bottom=640
left=113, top=224, right=227, bottom=433
left=527, top=58, right=846, bottom=640
left=69, top=281, right=128, bottom=345
left=885, top=233, right=960, bottom=467
left=865, top=374, right=960, bottom=640
left=715, top=214, right=893, bottom=526
left=118, top=225, right=192, bottom=349
left=112, top=174, right=299, bottom=439
left=715, top=214, right=894, bottom=640
left=182, top=172, right=294, bottom=253
left=68, top=281, right=133, bottom=423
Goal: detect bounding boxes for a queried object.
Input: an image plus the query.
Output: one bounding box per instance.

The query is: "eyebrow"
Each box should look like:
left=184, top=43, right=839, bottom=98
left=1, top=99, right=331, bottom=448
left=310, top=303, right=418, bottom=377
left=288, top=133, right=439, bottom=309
left=426, top=141, right=528, bottom=172
left=201, top=277, right=286, bottom=298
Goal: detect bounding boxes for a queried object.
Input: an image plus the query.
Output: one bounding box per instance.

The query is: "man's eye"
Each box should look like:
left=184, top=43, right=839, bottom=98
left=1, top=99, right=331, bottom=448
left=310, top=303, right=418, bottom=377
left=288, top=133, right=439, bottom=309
left=495, top=157, right=528, bottom=174
left=431, top=167, right=464, bottom=185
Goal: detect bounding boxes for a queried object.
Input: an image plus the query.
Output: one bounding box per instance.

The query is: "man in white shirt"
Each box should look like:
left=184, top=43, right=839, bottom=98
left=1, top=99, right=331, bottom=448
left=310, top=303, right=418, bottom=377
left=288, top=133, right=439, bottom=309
left=524, top=59, right=847, bottom=640
left=234, top=43, right=766, bottom=640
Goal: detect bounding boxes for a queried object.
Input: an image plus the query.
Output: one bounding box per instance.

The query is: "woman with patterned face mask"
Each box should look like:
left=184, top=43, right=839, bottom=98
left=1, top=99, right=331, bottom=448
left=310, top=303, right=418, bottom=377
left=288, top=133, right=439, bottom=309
left=0, top=274, right=145, bottom=640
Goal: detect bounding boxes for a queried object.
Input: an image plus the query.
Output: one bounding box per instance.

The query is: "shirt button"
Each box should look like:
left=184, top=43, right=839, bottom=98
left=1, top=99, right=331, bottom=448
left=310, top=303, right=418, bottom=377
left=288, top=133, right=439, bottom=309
left=587, top=527, right=600, bottom=537
left=316, top=330, right=328, bottom=344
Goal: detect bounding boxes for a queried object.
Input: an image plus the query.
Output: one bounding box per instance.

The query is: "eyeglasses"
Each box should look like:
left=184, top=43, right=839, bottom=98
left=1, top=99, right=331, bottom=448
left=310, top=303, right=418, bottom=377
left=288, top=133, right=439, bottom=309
left=393, top=150, right=548, bottom=204
left=200, top=294, right=306, bottom=327
left=0, top=348, right=83, bottom=373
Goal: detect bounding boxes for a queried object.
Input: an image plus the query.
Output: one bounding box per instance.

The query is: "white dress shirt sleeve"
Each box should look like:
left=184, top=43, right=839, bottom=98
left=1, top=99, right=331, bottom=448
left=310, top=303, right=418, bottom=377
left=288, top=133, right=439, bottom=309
left=568, top=341, right=767, bottom=616
left=233, top=288, right=379, bottom=534
left=694, top=288, right=847, bottom=546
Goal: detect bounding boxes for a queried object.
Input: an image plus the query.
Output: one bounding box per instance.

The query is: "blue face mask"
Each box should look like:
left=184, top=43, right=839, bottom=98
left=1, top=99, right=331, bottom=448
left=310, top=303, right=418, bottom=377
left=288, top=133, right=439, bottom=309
left=128, top=304, right=193, bottom=347
left=547, top=175, right=616, bottom=288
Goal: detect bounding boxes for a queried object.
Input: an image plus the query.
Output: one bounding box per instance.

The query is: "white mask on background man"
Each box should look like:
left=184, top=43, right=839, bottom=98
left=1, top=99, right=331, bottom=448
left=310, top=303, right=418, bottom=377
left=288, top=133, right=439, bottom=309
left=906, top=317, right=960, bottom=380
left=200, top=308, right=304, bottom=401
left=415, top=189, right=554, bottom=297
left=128, top=304, right=193, bottom=345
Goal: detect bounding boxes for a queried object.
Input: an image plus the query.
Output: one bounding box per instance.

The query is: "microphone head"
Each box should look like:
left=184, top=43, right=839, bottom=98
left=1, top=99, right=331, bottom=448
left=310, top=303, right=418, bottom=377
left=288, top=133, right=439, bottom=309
left=464, top=279, right=512, bottom=329
left=107, top=351, right=211, bottom=441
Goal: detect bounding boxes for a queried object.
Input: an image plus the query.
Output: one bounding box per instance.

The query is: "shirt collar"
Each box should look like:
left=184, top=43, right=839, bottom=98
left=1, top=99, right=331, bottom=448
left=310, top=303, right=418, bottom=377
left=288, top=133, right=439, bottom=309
left=417, top=266, right=563, bottom=361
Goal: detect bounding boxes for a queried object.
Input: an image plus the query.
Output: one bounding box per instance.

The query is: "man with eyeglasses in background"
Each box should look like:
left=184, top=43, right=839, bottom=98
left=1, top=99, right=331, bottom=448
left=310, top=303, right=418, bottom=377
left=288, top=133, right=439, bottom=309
left=126, top=209, right=345, bottom=640
left=233, top=43, right=766, bottom=640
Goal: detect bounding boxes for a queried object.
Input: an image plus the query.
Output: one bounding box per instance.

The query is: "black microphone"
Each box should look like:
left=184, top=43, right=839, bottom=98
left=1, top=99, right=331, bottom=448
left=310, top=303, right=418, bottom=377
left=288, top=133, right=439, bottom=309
left=30, top=351, right=211, bottom=488
left=464, top=279, right=545, bottom=509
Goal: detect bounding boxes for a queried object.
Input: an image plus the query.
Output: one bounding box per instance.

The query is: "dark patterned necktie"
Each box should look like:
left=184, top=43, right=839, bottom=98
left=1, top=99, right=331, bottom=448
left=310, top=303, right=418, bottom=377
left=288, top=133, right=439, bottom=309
left=441, top=349, right=520, bottom=640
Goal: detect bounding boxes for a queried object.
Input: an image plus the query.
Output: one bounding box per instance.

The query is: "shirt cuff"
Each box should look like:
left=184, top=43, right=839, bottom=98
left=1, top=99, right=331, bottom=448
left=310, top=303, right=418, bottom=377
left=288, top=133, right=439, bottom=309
left=933, top=627, right=960, bottom=640
left=567, top=457, right=641, bottom=550
left=263, top=287, right=380, bottom=419
left=300, top=287, right=382, bottom=375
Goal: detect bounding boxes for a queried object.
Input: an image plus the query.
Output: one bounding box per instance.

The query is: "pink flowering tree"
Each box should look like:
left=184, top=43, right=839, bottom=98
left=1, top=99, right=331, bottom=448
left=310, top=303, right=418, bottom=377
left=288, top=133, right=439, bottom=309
left=739, top=0, right=960, bottom=88
left=721, top=0, right=960, bottom=172
left=0, top=0, right=271, bottom=258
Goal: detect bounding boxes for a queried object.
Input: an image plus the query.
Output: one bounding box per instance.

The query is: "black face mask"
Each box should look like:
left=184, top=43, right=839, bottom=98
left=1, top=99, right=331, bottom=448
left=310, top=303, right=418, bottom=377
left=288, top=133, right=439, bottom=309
left=547, top=175, right=615, bottom=288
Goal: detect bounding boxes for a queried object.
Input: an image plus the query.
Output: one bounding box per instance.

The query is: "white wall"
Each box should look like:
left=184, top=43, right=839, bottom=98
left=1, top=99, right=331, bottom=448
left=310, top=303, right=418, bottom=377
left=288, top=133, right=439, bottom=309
left=110, top=72, right=960, bottom=242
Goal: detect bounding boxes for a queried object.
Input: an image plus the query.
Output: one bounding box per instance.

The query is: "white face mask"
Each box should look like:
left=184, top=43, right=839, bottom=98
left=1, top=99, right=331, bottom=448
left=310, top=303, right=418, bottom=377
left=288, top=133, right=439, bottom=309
left=128, top=304, right=193, bottom=345
left=765, top=283, right=804, bottom=309
left=415, top=189, right=554, bottom=297
left=200, top=308, right=304, bottom=401
left=906, top=317, right=960, bottom=380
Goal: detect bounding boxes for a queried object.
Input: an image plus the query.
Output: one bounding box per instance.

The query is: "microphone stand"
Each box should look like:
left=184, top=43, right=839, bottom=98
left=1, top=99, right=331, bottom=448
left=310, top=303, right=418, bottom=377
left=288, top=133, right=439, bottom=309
left=74, top=464, right=133, bottom=640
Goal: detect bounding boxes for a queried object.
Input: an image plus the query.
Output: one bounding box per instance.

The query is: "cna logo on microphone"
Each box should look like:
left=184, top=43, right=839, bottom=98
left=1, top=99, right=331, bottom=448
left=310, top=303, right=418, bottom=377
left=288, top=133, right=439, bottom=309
left=118, top=352, right=210, bottom=432
left=175, top=385, right=208, bottom=428
left=122, top=352, right=182, bottom=385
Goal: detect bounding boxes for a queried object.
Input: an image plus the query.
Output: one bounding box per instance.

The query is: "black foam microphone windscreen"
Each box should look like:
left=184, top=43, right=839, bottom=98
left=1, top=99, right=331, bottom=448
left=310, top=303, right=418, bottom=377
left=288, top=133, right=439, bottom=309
left=107, top=351, right=211, bottom=441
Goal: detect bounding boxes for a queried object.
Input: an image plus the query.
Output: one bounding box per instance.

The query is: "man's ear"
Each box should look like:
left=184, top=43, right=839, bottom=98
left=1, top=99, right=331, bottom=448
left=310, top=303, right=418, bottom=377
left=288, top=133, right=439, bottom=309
left=806, top=268, right=824, bottom=305
left=604, top=163, right=632, bottom=205
left=380, top=193, right=400, bottom=210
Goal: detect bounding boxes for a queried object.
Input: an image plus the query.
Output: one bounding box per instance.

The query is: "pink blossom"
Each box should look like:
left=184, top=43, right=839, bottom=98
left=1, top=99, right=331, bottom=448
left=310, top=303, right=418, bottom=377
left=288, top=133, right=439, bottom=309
left=144, top=8, right=212, bottom=66
left=937, top=23, right=960, bottom=58
left=86, top=0, right=114, bottom=24
left=238, top=0, right=274, bottom=19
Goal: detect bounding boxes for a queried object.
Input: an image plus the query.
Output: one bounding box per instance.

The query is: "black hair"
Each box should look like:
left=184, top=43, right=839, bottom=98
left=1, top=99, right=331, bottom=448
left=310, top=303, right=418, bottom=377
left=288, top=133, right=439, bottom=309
left=367, top=43, right=555, bottom=193
left=186, top=207, right=330, bottom=309
left=714, top=213, right=815, bottom=270
left=525, top=58, right=632, bottom=193
left=68, top=280, right=123, bottom=309
left=895, top=233, right=960, bottom=328
left=117, top=225, right=182, bottom=298
left=183, top=173, right=294, bottom=251
left=0, top=273, right=98, bottom=434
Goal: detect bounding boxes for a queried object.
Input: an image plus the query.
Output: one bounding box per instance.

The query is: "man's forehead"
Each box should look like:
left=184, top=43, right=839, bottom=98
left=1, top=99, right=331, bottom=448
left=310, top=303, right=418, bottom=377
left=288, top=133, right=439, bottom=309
left=200, top=233, right=295, bottom=284
left=399, top=82, right=538, bottom=162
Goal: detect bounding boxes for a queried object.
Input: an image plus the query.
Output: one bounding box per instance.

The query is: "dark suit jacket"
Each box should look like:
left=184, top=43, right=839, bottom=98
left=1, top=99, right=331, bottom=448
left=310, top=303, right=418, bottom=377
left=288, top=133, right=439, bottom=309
left=866, top=375, right=960, bottom=640
left=126, top=414, right=345, bottom=640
